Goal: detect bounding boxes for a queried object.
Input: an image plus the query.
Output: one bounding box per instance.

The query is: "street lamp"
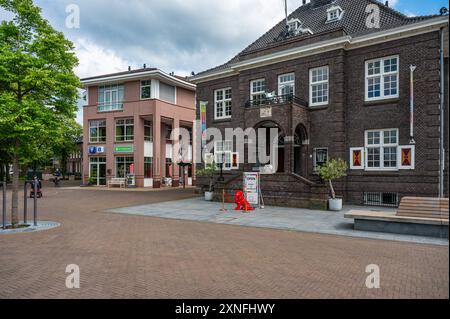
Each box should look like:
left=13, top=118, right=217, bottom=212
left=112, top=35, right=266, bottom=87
left=177, top=144, right=192, bottom=189
left=218, top=152, right=225, bottom=182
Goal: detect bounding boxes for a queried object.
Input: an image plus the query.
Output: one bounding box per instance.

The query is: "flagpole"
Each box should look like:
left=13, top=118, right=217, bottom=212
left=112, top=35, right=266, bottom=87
left=285, top=0, right=288, bottom=26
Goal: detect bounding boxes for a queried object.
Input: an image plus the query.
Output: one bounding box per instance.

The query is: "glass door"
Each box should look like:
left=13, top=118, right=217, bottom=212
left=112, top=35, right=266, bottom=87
left=90, top=157, right=107, bottom=186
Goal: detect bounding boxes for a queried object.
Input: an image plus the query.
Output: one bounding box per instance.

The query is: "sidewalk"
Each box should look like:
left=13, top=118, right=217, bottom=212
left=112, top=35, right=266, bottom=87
left=109, top=197, right=448, bottom=246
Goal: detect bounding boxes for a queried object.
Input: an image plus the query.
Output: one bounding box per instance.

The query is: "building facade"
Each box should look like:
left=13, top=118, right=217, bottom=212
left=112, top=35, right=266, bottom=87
left=81, top=68, right=196, bottom=188
left=192, top=0, right=449, bottom=208
left=66, top=138, right=83, bottom=178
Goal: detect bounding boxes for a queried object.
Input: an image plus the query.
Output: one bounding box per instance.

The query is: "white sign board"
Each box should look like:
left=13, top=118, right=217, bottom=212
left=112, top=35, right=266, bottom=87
left=260, top=107, right=272, bottom=118
left=244, top=172, right=259, bottom=206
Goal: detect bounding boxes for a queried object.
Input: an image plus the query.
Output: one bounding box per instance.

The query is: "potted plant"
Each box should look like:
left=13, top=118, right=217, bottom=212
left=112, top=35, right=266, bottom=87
left=196, top=163, right=218, bottom=201
left=88, top=177, right=96, bottom=186
left=316, top=159, right=348, bottom=211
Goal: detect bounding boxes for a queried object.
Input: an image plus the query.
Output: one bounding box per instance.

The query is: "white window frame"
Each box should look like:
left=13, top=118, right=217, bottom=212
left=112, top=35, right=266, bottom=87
left=286, top=18, right=313, bottom=35
left=214, top=88, right=232, bottom=120
left=98, top=84, right=124, bottom=112
left=140, top=80, right=151, bottom=100
left=250, top=79, right=266, bottom=103
left=309, top=66, right=329, bottom=107
left=89, top=120, right=106, bottom=143
left=327, top=6, right=344, bottom=22
left=278, top=73, right=295, bottom=97
left=214, top=140, right=234, bottom=171
left=365, top=55, right=399, bottom=102
left=115, top=118, right=134, bottom=142
left=365, top=128, right=399, bottom=171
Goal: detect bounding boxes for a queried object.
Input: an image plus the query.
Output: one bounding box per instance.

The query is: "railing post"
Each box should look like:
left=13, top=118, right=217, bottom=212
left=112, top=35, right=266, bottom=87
left=23, top=182, right=28, bottom=225
left=33, top=180, right=38, bottom=227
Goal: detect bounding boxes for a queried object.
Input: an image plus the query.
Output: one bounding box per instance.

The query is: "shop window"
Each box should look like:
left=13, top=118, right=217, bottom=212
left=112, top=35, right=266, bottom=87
left=115, top=156, right=134, bottom=178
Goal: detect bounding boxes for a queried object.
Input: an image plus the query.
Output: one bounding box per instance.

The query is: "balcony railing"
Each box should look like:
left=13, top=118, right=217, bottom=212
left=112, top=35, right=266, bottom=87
left=97, top=103, right=124, bottom=112
left=244, top=94, right=308, bottom=108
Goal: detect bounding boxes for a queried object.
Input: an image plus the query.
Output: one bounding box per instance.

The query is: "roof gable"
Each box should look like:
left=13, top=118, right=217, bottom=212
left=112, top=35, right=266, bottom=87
left=194, top=0, right=441, bottom=78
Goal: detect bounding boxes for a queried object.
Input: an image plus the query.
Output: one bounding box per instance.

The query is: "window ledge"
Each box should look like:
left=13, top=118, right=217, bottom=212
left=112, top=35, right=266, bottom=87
left=309, top=105, right=328, bottom=111
left=213, top=118, right=232, bottom=124
left=97, top=110, right=124, bottom=114
left=364, top=98, right=400, bottom=106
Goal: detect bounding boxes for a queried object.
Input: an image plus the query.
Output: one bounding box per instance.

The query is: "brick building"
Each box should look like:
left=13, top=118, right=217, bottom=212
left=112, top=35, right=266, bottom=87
left=81, top=68, right=196, bottom=188
left=191, top=0, right=449, bottom=208
left=66, top=137, right=83, bottom=178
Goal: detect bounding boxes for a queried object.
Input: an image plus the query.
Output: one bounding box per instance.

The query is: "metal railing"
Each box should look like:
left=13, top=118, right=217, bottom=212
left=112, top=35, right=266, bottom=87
left=363, top=192, right=399, bottom=208
left=245, top=94, right=308, bottom=108
left=1, top=180, right=40, bottom=230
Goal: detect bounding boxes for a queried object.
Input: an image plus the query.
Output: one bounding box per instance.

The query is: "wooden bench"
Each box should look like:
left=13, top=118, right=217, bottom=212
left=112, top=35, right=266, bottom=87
left=108, top=178, right=126, bottom=188
left=345, top=197, right=449, bottom=238
left=397, top=197, right=449, bottom=219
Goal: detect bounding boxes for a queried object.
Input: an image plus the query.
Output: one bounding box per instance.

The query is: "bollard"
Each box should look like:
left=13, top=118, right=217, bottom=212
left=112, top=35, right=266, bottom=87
left=23, top=182, right=28, bottom=225
left=33, top=180, right=38, bottom=227
left=2, top=181, right=6, bottom=230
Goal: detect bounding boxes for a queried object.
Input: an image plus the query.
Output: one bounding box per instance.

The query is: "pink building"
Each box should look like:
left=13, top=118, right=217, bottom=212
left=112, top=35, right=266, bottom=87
left=81, top=68, right=196, bottom=188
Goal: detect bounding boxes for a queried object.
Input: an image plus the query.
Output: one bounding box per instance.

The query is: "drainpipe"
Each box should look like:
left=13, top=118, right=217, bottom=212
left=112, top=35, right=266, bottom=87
left=439, top=27, right=446, bottom=198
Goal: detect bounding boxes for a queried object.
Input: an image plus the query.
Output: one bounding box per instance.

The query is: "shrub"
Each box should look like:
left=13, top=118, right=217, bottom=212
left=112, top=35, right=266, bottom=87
left=196, top=162, right=219, bottom=193
left=316, top=159, right=348, bottom=199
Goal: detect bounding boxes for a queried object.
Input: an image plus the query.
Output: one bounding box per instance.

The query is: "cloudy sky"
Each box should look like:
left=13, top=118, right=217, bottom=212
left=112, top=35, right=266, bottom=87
left=1, top=0, right=448, bottom=124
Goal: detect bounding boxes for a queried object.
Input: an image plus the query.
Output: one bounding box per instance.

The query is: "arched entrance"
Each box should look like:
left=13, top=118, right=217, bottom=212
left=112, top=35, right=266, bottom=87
left=253, top=121, right=285, bottom=173
left=293, top=124, right=308, bottom=177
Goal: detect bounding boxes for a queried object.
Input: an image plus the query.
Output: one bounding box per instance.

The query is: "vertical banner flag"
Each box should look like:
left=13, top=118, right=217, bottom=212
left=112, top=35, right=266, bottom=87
left=409, top=65, right=416, bottom=144
left=200, top=101, right=208, bottom=148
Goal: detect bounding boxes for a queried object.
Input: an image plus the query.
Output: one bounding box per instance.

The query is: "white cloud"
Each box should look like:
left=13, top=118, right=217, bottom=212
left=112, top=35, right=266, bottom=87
left=388, top=0, right=399, bottom=7
left=34, top=0, right=299, bottom=77
left=74, top=38, right=132, bottom=79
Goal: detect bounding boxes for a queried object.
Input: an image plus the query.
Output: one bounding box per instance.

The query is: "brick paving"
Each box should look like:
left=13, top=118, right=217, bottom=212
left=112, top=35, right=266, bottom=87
left=0, top=185, right=448, bottom=299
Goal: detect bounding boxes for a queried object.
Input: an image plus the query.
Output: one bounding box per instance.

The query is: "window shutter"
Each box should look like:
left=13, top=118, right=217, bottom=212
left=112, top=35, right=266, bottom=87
left=350, top=147, right=365, bottom=170
left=231, top=152, right=239, bottom=170
left=398, top=145, right=415, bottom=170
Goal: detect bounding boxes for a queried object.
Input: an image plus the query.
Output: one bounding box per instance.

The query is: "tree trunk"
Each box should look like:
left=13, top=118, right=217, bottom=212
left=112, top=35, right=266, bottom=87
left=329, top=180, right=336, bottom=199
left=11, top=146, right=20, bottom=227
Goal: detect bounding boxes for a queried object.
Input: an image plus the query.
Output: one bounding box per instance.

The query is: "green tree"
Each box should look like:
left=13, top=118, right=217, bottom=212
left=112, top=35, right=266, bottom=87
left=196, top=162, right=219, bottom=192
left=316, top=159, right=348, bottom=199
left=0, top=0, right=80, bottom=227
left=52, top=120, right=82, bottom=178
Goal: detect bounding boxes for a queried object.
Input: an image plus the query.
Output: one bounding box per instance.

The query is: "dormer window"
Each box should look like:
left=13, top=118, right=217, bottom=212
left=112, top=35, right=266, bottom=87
left=286, top=18, right=313, bottom=36
left=288, top=19, right=302, bottom=34
left=327, top=5, right=344, bottom=22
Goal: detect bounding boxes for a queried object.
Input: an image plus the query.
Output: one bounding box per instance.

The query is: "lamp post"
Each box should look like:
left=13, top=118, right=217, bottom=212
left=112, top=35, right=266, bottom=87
left=218, top=152, right=225, bottom=182
left=177, top=144, right=192, bottom=188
